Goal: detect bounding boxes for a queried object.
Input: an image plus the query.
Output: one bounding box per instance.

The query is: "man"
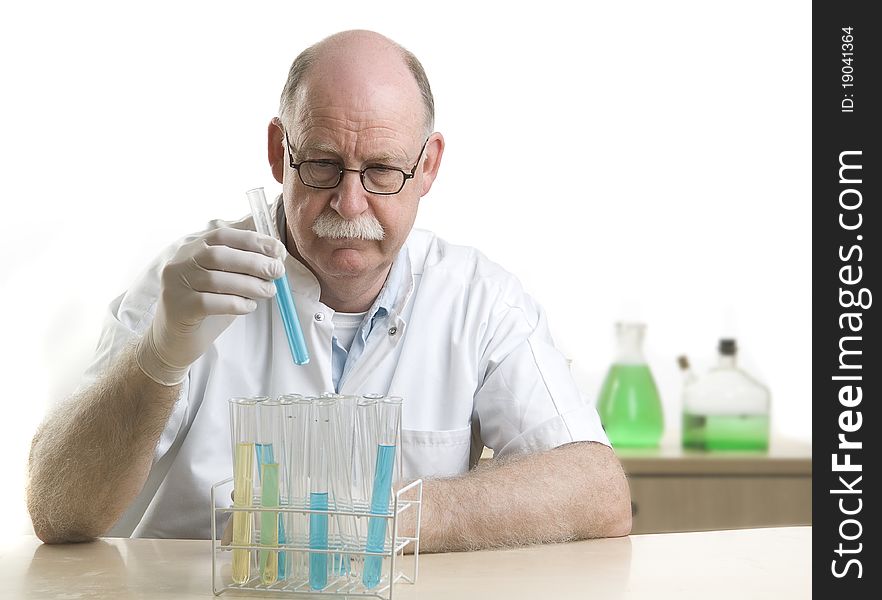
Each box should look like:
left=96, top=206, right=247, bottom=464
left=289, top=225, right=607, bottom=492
left=27, top=30, right=631, bottom=550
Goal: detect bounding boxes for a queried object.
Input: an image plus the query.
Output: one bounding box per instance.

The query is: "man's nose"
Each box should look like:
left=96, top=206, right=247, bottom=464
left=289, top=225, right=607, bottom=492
left=330, top=169, right=370, bottom=219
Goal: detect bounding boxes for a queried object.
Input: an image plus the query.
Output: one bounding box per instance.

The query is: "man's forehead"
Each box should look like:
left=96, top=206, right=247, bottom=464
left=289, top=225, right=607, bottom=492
left=296, top=76, right=420, bottom=120
left=288, top=88, right=422, bottom=154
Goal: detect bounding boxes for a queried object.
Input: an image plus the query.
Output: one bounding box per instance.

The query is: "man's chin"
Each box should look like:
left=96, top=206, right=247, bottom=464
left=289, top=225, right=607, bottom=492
left=323, top=247, right=376, bottom=275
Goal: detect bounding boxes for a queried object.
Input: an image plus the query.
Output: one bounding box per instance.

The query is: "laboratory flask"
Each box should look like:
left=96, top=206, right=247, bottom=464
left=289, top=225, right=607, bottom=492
left=597, top=322, right=664, bottom=447
left=681, top=339, right=770, bottom=451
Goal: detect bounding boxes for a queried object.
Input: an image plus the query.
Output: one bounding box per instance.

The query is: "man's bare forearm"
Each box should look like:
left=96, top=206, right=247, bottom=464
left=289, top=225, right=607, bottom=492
left=27, top=344, right=181, bottom=543
left=414, top=441, right=631, bottom=553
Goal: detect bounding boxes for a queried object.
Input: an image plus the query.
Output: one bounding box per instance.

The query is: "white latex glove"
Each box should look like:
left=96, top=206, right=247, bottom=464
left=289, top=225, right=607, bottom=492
left=136, top=227, right=286, bottom=386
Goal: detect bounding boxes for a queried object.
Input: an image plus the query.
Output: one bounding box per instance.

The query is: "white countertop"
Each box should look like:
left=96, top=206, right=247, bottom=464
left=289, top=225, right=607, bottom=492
left=1, top=526, right=810, bottom=599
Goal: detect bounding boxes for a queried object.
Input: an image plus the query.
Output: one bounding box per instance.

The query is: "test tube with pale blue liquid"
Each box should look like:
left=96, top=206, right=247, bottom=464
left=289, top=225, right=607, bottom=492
left=246, top=187, right=309, bottom=366
left=362, top=396, right=402, bottom=589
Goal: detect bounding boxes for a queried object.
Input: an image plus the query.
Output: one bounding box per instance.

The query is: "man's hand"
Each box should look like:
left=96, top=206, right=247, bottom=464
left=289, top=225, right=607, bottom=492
left=137, top=228, right=286, bottom=385
left=28, top=228, right=286, bottom=542
left=414, top=441, right=631, bottom=553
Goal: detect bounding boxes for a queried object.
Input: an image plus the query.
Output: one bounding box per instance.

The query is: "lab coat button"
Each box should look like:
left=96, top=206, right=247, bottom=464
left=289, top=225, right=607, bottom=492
left=388, top=326, right=398, bottom=336
left=314, top=312, right=324, bottom=321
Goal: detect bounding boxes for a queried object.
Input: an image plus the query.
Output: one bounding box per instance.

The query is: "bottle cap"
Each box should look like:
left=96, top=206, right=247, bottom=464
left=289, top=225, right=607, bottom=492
left=719, top=338, right=737, bottom=355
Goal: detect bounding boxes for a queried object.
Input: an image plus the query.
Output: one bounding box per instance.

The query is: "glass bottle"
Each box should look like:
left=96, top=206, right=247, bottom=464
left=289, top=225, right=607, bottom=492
left=681, top=339, right=771, bottom=451
left=597, top=322, right=664, bottom=447
left=677, top=355, right=697, bottom=386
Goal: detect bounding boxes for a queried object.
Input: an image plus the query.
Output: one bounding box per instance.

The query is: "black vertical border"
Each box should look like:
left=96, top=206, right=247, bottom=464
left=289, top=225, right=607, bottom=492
left=814, top=2, right=879, bottom=596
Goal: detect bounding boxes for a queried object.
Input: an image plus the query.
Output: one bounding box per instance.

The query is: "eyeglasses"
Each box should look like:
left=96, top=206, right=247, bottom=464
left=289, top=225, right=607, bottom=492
left=285, top=131, right=429, bottom=195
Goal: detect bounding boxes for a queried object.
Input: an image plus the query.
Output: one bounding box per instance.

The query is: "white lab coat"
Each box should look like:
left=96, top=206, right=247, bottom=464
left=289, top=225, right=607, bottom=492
left=83, top=201, right=608, bottom=538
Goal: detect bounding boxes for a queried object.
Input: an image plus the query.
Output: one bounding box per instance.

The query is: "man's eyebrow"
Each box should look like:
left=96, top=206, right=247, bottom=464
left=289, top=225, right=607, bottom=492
left=298, top=141, right=341, bottom=157
left=368, top=151, right=407, bottom=165
left=298, top=142, right=407, bottom=165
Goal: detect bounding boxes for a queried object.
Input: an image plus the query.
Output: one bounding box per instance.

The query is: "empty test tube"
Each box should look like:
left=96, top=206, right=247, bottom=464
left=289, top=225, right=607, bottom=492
left=229, top=397, right=262, bottom=584
left=246, top=187, right=309, bottom=365
left=323, top=394, right=361, bottom=576
left=338, top=395, right=361, bottom=575
left=363, top=396, right=403, bottom=589
left=354, top=396, right=379, bottom=580
left=319, top=394, right=358, bottom=577
left=355, top=396, right=380, bottom=510
left=282, top=395, right=311, bottom=581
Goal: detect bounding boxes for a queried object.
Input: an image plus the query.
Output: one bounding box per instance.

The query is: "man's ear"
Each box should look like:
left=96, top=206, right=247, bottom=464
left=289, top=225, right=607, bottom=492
left=268, top=117, right=285, bottom=184
left=419, top=133, right=445, bottom=197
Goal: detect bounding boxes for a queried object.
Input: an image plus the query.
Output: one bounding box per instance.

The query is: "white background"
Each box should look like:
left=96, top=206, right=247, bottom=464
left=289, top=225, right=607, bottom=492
left=0, top=1, right=811, bottom=535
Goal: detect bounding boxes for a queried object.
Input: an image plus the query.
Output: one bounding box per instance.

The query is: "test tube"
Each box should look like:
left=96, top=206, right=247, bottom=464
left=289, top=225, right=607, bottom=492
left=354, top=395, right=380, bottom=580
left=246, top=187, right=309, bottom=365
left=282, top=394, right=311, bottom=581
left=337, top=395, right=359, bottom=479
left=256, top=398, right=287, bottom=584
left=363, top=396, right=403, bottom=589
left=229, top=397, right=261, bottom=584
left=321, top=394, right=358, bottom=577
left=355, top=395, right=381, bottom=509
left=339, top=394, right=360, bottom=568
left=309, top=397, right=334, bottom=590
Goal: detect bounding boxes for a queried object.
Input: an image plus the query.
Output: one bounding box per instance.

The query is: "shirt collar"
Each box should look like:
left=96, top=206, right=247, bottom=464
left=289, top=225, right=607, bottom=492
left=366, top=245, right=411, bottom=321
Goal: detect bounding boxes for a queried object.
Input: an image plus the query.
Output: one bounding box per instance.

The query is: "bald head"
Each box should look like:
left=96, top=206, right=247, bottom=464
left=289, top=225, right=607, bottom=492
left=279, top=30, right=434, bottom=137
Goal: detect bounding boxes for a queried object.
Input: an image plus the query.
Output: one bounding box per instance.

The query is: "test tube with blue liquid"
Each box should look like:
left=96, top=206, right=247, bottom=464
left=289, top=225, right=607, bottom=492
left=246, top=187, right=309, bottom=366
left=362, top=396, right=402, bottom=589
left=308, top=397, right=333, bottom=590
left=256, top=398, right=287, bottom=584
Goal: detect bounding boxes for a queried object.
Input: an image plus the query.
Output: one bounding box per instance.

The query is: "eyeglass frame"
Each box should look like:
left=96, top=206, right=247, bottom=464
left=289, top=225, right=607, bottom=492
left=284, top=130, right=430, bottom=195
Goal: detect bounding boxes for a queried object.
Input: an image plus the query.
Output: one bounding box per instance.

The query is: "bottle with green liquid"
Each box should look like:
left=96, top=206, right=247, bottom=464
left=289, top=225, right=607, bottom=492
left=597, top=322, right=664, bottom=447
left=680, top=339, right=771, bottom=451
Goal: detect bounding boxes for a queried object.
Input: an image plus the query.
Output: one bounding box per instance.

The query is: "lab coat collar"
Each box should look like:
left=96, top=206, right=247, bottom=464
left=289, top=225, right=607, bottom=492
left=366, top=243, right=414, bottom=322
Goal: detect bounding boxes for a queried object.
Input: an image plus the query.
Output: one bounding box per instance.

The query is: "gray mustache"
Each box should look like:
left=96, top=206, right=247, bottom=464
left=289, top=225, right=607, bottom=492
left=311, top=210, right=385, bottom=241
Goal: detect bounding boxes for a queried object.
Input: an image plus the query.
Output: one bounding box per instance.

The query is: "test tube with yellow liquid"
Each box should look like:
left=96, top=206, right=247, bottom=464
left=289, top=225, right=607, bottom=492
left=229, top=397, right=261, bottom=584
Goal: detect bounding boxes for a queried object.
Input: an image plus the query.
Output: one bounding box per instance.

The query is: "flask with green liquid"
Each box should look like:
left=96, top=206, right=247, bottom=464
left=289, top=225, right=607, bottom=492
left=597, top=322, right=664, bottom=447
left=680, top=339, right=771, bottom=451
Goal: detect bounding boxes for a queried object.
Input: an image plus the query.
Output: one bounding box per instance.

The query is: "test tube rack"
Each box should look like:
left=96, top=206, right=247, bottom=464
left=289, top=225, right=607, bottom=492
left=210, top=477, right=422, bottom=599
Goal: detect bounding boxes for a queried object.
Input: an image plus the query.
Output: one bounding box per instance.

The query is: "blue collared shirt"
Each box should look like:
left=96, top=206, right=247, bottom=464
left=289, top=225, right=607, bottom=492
left=330, top=254, right=407, bottom=390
